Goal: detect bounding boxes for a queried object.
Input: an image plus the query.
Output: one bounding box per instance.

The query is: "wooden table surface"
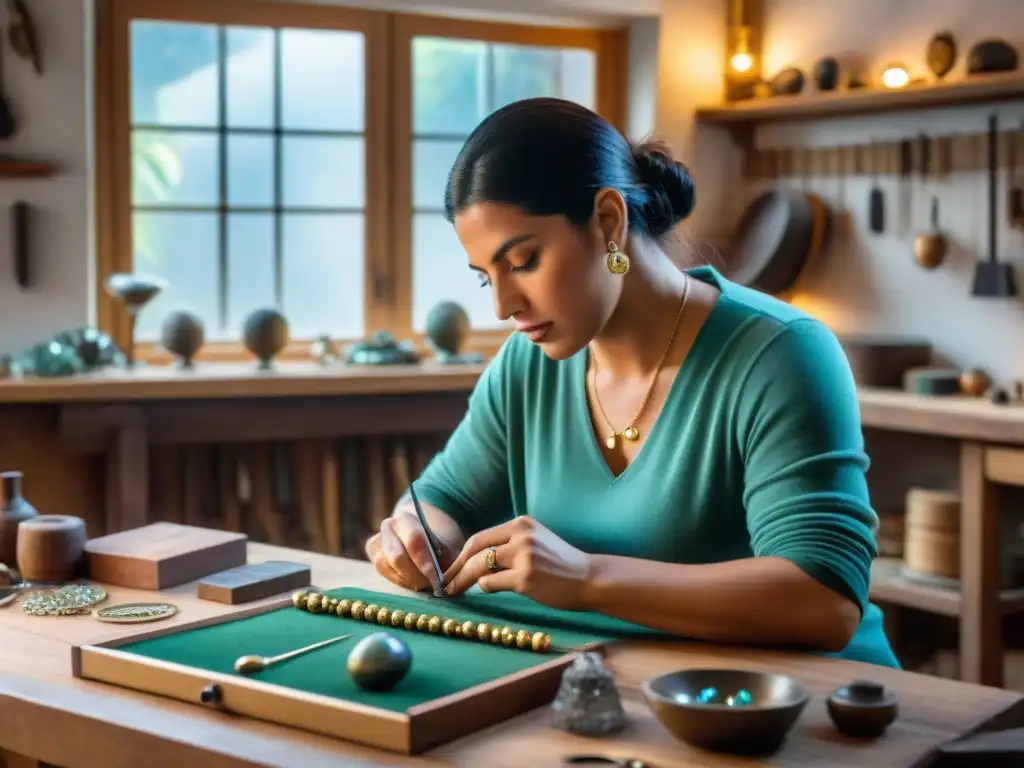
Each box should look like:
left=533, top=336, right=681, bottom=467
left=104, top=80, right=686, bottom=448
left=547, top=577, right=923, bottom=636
left=0, top=544, right=1021, bottom=768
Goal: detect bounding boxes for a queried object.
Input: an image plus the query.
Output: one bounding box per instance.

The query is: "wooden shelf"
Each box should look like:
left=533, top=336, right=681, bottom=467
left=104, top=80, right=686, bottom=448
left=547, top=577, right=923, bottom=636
left=695, top=71, right=1024, bottom=144
left=0, top=361, right=487, bottom=404
left=858, top=387, right=1024, bottom=447
left=0, top=158, right=55, bottom=178
left=870, top=558, right=1024, bottom=618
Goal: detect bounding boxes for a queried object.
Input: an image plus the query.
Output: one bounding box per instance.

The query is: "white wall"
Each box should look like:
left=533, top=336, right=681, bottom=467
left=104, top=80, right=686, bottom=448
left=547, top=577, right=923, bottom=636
left=0, top=0, right=91, bottom=355
left=625, top=17, right=659, bottom=142
left=748, top=0, right=1024, bottom=383
left=655, top=0, right=740, bottom=245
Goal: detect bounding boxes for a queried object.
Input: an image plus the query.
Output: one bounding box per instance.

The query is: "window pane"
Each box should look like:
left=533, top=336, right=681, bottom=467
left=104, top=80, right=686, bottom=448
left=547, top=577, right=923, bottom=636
left=226, top=26, right=274, bottom=129
left=282, top=214, right=364, bottom=337
left=227, top=134, right=273, bottom=207
left=227, top=214, right=276, bottom=335
left=413, top=139, right=462, bottom=210
left=412, top=37, right=487, bottom=135
left=132, top=212, right=219, bottom=341
left=492, top=44, right=558, bottom=109
left=409, top=39, right=597, bottom=330
left=132, top=130, right=218, bottom=207
left=413, top=213, right=512, bottom=332
left=559, top=49, right=596, bottom=107
left=280, top=28, right=364, bottom=131
left=282, top=137, right=364, bottom=209
left=131, top=21, right=219, bottom=126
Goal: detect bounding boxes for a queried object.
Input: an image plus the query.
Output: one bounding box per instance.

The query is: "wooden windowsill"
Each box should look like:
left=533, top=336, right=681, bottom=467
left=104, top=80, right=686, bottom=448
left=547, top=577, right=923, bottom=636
left=133, top=328, right=511, bottom=366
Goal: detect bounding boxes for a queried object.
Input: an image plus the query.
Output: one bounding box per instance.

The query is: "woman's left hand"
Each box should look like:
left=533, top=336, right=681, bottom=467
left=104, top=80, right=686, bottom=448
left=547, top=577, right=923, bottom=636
left=442, top=517, right=592, bottom=609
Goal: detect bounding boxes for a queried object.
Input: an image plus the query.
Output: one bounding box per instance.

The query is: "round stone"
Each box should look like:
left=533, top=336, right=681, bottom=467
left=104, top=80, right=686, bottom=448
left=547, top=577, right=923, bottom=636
left=347, top=632, right=413, bottom=692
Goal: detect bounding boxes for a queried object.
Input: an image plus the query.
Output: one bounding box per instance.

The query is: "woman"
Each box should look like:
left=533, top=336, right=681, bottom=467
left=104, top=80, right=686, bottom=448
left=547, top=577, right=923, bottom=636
left=365, top=97, right=896, bottom=667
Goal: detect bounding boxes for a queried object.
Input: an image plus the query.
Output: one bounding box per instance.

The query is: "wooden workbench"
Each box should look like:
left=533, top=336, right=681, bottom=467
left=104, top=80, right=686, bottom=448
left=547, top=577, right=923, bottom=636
left=0, top=542, right=1021, bottom=768
left=1, top=367, right=1022, bottom=689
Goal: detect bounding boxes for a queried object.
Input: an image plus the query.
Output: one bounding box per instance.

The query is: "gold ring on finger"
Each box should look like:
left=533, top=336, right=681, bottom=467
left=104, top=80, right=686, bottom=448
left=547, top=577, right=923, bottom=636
left=485, top=545, right=499, bottom=572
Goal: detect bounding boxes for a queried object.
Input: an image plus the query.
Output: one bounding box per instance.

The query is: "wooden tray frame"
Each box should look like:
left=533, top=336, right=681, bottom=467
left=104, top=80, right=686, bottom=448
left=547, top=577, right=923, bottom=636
left=71, top=596, right=605, bottom=754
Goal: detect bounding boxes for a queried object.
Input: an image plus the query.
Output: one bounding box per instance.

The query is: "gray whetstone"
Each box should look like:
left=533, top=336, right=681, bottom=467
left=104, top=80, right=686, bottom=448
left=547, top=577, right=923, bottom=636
left=196, top=560, right=312, bottom=605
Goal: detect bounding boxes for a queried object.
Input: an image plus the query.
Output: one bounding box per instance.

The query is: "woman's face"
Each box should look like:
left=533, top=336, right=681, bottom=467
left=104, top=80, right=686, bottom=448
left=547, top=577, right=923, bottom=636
left=453, top=196, right=625, bottom=360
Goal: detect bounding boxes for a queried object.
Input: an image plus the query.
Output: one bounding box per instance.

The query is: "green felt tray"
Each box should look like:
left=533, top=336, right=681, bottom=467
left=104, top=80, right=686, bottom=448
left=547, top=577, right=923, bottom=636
left=107, top=587, right=661, bottom=713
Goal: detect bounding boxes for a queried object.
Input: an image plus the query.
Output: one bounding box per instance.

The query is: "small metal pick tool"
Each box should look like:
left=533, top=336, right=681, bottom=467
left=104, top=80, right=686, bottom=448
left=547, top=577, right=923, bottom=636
left=408, top=483, right=448, bottom=598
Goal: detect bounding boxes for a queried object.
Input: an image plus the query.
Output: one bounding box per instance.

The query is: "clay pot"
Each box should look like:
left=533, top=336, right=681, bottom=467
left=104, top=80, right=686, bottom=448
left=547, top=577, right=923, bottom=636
left=16, top=515, right=87, bottom=583
left=814, top=58, right=839, bottom=90
left=0, top=471, right=38, bottom=568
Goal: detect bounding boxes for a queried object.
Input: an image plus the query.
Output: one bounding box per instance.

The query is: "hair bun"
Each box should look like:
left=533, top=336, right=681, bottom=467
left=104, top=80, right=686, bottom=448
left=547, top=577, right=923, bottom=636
left=631, top=141, right=696, bottom=237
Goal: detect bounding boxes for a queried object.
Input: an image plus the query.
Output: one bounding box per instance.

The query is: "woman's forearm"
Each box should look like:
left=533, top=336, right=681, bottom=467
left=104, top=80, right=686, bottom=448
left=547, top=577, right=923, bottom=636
left=581, top=554, right=862, bottom=652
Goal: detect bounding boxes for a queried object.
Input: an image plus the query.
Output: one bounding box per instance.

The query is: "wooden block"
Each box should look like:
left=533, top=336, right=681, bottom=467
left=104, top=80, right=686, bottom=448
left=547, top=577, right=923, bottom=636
left=196, top=561, right=311, bottom=605
left=85, top=523, right=248, bottom=590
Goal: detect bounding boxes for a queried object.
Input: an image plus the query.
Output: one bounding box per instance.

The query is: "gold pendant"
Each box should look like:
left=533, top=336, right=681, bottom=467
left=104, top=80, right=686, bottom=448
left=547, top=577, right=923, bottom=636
left=605, top=434, right=617, bottom=450
left=624, top=427, right=640, bottom=441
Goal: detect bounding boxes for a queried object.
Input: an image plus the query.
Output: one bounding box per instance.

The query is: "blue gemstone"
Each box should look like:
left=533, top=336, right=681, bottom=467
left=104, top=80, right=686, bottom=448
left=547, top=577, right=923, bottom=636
left=726, top=689, right=753, bottom=707
left=696, top=686, right=718, bottom=703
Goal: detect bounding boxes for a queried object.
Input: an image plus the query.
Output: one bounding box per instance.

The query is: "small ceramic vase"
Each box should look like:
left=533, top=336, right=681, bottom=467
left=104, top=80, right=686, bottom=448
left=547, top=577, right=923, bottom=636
left=0, top=471, right=38, bottom=568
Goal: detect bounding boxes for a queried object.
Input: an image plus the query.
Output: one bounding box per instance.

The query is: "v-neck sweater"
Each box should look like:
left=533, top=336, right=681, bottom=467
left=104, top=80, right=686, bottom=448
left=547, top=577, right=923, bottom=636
left=415, top=266, right=897, bottom=668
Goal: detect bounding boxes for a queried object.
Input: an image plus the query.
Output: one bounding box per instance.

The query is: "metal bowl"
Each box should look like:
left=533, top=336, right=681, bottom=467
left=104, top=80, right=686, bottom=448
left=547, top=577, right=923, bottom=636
left=642, top=668, right=810, bottom=755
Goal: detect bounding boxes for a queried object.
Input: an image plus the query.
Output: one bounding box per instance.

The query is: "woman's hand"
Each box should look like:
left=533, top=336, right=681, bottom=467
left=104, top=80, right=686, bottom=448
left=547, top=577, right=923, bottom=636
left=365, top=512, right=459, bottom=593
left=442, top=517, right=592, bottom=610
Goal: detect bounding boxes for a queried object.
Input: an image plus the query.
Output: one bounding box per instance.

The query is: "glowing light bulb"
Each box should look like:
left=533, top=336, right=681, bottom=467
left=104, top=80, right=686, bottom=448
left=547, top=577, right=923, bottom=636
left=881, top=65, right=909, bottom=89
left=731, top=51, right=753, bottom=73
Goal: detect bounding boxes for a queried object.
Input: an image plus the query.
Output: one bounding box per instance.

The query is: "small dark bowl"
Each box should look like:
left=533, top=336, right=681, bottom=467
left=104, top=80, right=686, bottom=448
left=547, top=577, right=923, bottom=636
left=642, top=668, right=810, bottom=755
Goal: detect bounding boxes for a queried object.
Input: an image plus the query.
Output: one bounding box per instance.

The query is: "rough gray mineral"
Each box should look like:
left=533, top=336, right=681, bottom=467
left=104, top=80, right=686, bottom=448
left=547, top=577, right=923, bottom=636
left=550, top=652, right=627, bottom=735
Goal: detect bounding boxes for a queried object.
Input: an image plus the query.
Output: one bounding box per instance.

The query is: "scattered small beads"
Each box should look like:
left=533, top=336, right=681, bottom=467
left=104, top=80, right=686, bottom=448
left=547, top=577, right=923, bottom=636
left=697, top=687, right=718, bottom=704
left=676, top=687, right=754, bottom=707
left=726, top=689, right=753, bottom=707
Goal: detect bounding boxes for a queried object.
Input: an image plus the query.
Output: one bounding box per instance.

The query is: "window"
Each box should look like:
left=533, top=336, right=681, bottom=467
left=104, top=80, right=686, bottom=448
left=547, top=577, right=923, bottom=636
left=129, top=22, right=367, bottom=342
left=408, top=38, right=596, bottom=333
left=96, top=1, right=625, bottom=358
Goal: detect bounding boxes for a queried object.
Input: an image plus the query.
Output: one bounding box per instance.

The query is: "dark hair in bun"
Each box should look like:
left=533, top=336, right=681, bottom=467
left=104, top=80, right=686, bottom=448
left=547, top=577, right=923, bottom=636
left=445, top=97, right=695, bottom=241
left=631, top=140, right=696, bottom=237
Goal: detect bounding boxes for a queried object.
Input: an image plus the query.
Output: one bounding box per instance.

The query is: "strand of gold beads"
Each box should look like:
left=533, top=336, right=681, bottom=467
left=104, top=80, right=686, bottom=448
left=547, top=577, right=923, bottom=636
left=293, top=591, right=553, bottom=653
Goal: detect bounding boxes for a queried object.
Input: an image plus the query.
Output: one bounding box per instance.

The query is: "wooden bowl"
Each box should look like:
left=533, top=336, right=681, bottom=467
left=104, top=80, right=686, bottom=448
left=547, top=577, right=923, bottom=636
left=642, top=668, right=809, bottom=754
left=16, top=515, right=87, bottom=582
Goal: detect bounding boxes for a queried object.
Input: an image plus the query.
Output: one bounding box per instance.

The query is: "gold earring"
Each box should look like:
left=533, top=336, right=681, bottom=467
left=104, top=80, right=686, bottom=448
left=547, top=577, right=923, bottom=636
left=606, top=241, right=630, bottom=275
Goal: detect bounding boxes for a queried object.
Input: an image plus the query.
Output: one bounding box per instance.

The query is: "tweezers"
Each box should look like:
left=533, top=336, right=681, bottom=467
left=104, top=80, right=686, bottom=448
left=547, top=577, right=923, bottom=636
left=408, top=483, right=448, bottom=598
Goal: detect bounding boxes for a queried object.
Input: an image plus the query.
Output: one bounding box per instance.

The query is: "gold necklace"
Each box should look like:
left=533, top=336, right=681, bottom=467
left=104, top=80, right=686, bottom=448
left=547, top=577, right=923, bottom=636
left=591, top=275, right=690, bottom=450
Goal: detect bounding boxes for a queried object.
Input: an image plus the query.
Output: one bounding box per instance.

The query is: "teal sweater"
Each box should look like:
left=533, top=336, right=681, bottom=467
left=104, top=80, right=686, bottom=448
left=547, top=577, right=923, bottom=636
left=415, top=266, right=898, bottom=668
